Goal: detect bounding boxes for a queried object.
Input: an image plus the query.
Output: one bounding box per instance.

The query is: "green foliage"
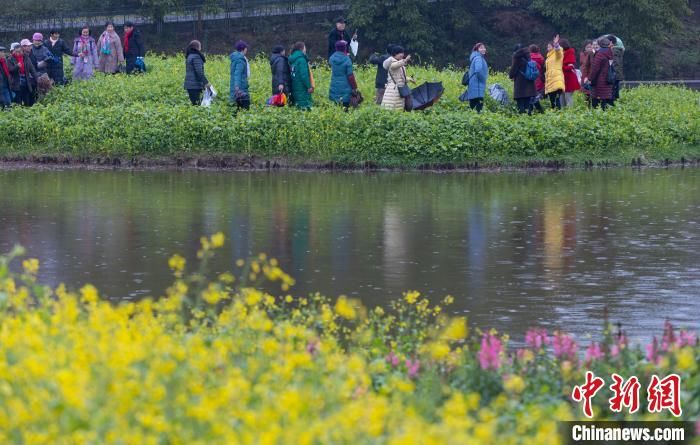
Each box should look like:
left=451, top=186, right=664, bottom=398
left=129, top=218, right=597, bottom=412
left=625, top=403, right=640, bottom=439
left=0, top=55, right=698, bottom=167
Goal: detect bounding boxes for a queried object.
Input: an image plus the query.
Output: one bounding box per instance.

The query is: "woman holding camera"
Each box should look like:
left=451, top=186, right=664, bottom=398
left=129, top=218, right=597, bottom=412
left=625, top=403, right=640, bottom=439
left=381, top=45, right=411, bottom=111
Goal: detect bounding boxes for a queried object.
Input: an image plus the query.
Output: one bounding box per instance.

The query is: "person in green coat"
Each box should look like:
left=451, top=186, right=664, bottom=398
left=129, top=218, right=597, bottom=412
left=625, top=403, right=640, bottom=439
left=229, top=40, right=250, bottom=109
left=328, top=40, right=357, bottom=109
left=289, top=42, right=314, bottom=110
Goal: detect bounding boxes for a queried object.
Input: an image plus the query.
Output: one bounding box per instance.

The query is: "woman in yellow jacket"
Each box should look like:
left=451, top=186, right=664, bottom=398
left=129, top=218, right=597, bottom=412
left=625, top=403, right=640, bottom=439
left=544, top=34, right=564, bottom=109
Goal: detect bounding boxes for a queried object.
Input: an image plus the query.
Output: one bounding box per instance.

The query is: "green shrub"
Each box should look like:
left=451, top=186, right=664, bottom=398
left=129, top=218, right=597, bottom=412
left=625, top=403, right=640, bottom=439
left=0, top=56, right=698, bottom=167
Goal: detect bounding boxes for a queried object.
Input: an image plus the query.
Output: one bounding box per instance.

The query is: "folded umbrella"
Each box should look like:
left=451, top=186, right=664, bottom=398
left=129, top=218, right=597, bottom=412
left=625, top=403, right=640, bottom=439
left=410, top=81, right=444, bottom=111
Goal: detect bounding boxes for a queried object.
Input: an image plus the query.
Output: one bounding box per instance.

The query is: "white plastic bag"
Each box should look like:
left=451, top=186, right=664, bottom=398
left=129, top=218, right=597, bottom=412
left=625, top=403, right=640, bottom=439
left=201, top=87, right=213, bottom=107
left=208, top=85, right=217, bottom=98
left=575, top=69, right=582, bottom=85
left=350, top=39, right=359, bottom=57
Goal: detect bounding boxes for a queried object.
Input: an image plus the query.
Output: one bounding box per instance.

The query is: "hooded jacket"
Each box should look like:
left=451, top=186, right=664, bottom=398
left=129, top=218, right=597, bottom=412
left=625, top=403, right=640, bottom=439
left=289, top=49, right=313, bottom=109
left=509, top=47, right=536, bottom=99
left=184, top=48, right=208, bottom=91
left=544, top=46, right=564, bottom=94
left=229, top=50, right=250, bottom=102
left=328, top=51, right=353, bottom=103
left=589, top=47, right=614, bottom=100
left=270, top=53, right=291, bottom=96
left=467, top=50, right=488, bottom=100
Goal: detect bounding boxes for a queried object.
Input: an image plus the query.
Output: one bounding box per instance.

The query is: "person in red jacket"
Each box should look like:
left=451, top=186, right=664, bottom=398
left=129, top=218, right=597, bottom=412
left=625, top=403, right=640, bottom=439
left=560, top=39, right=580, bottom=108
left=528, top=44, right=545, bottom=113
left=588, top=37, right=614, bottom=110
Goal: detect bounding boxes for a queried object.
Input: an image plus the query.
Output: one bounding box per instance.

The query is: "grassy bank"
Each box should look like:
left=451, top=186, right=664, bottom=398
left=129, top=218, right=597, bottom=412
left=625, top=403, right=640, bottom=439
left=0, top=56, right=699, bottom=169
left=1, top=237, right=698, bottom=443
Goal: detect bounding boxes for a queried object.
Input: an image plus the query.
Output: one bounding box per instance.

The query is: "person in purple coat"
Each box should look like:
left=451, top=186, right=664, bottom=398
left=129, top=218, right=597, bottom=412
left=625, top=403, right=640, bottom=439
left=71, top=26, right=99, bottom=81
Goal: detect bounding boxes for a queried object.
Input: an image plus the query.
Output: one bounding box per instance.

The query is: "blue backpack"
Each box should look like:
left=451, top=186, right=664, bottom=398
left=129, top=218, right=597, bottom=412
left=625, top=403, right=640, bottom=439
left=521, top=60, right=539, bottom=81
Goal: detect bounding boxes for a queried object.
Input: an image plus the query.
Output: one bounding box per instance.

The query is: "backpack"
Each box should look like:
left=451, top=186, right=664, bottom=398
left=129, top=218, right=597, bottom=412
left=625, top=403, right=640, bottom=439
left=521, top=60, right=539, bottom=81
left=606, top=59, right=617, bottom=85
left=461, top=70, right=470, bottom=86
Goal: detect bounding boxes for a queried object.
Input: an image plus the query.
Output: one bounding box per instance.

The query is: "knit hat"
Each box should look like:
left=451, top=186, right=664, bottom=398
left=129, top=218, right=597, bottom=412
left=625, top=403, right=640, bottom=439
left=335, top=40, right=347, bottom=52
left=32, top=33, right=43, bottom=41
left=235, top=40, right=248, bottom=51
left=10, top=42, right=20, bottom=51
left=598, top=38, right=611, bottom=48
left=272, top=45, right=285, bottom=54
left=20, top=39, right=32, bottom=46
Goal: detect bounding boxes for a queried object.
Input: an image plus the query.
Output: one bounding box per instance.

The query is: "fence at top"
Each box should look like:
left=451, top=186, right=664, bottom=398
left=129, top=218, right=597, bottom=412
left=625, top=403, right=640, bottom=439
left=0, top=1, right=347, bottom=33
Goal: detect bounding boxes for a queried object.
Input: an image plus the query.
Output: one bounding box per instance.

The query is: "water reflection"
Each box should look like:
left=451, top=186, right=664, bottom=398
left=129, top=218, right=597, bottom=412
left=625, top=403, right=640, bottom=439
left=1, top=168, right=698, bottom=343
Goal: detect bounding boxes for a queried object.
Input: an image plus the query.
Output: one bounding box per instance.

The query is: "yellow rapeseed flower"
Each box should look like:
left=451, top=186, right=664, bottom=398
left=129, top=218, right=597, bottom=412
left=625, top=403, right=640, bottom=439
left=168, top=254, right=186, bottom=272
left=22, top=258, right=39, bottom=275
left=442, top=317, right=468, bottom=341
left=503, top=375, right=526, bottom=394
left=676, top=347, right=696, bottom=372
left=334, top=296, right=357, bottom=320
left=210, top=232, right=225, bottom=248
left=80, top=284, right=99, bottom=304
left=405, top=291, right=420, bottom=304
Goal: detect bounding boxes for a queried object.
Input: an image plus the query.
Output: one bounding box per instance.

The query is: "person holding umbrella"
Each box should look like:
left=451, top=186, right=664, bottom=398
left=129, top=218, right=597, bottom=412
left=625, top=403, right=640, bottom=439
left=381, top=45, right=412, bottom=111
left=327, top=17, right=356, bottom=60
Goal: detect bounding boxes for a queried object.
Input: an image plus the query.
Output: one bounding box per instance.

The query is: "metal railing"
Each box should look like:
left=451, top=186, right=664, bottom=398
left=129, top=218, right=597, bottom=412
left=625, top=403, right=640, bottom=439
left=0, top=1, right=347, bottom=32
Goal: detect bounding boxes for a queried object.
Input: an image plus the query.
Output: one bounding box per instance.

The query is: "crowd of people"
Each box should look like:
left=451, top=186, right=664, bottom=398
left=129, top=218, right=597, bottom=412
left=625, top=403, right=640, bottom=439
left=504, top=33, right=624, bottom=114
left=1, top=15, right=624, bottom=114
left=0, top=21, right=145, bottom=108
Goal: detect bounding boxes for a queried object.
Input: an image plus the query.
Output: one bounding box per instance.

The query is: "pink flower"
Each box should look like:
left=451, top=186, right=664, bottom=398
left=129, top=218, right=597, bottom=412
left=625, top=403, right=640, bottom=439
left=611, top=334, right=628, bottom=358
left=406, top=358, right=420, bottom=379
left=610, top=345, right=620, bottom=358
left=525, top=328, right=550, bottom=350
left=661, top=320, right=676, bottom=351
left=646, top=337, right=659, bottom=364
left=552, top=331, right=578, bottom=362
left=585, top=342, right=603, bottom=363
left=386, top=351, right=400, bottom=368
left=306, top=340, right=319, bottom=356
left=679, top=330, right=697, bottom=347
left=478, top=333, right=503, bottom=370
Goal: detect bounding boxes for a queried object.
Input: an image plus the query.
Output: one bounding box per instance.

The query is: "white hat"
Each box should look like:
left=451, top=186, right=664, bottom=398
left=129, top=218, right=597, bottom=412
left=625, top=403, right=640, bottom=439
left=10, top=42, right=21, bottom=51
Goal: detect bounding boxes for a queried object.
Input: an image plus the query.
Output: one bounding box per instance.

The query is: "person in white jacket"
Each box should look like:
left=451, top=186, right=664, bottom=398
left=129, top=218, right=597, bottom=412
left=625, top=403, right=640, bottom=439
left=381, top=46, right=412, bottom=111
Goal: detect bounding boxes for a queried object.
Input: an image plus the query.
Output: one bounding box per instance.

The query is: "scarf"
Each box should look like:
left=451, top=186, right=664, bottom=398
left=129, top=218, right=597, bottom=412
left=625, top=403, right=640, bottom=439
left=13, top=53, right=25, bottom=75
left=124, top=29, right=133, bottom=54
left=78, top=36, right=91, bottom=57
left=0, top=58, right=9, bottom=79
left=50, top=37, right=59, bottom=47
left=101, top=32, right=113, bottom=53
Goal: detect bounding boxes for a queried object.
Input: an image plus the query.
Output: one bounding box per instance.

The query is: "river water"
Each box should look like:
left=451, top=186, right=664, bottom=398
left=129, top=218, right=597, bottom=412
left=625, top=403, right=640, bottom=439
left=1, top=168, right=698, bottom=343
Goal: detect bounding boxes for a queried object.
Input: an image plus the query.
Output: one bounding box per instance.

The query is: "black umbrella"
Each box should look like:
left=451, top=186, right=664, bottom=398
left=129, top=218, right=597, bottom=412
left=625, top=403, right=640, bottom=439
left=410, top=82, right=444, bottom=111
